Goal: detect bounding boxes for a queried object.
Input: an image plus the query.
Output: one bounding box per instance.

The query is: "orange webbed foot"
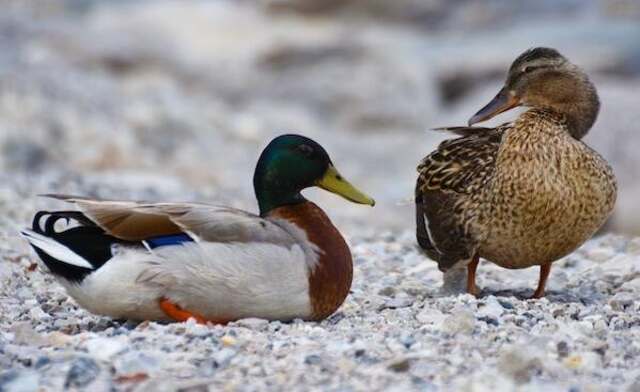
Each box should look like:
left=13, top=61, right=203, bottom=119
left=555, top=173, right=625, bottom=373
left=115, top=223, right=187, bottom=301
left=158, top=298, right=228, bottom=325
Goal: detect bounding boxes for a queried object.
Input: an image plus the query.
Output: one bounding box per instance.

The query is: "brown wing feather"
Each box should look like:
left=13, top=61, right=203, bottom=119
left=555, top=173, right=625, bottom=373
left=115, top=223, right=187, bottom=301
left=418, top=125, right=507, bottom=193
left=41, top=195, right=296, bottom=245
left=415, top=125, right=506, bottom=270
left=42, top=194, right=182, bottom=240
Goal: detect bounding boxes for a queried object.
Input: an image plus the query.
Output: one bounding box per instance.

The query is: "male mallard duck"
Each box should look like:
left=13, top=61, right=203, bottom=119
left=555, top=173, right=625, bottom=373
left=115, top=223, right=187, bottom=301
left=22, top=134, right=374, bottom=323
left=415, top=47, right=616, bottom=298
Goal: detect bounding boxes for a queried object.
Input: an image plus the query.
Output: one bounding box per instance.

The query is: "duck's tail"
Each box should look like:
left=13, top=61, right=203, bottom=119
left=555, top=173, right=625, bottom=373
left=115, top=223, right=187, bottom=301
left=21, top=211, right=128, bottom=282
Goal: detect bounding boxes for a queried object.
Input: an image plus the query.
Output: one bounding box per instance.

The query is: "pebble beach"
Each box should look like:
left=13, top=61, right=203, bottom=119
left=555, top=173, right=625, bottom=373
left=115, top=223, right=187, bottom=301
left=1, top=1, right=640, bottom=391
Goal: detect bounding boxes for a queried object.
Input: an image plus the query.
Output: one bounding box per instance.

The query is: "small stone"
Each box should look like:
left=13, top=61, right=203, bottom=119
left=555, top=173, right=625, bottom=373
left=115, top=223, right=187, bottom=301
left=326, top=312, right=345, bottom=325
left=564, top=352, right=601, bottom=371
left=212, top=348, right=236, bottom=368
left=379, top=297, right=414, bottom=310
left=443, top=310, right=475, bottom=335
left=498, top=346, right=543, bottom=383
left=478, top=316, right=499, bottom=326
left=557, top=341, right=570, bottom=358
left=498, top=299, right=515, bottom=310
left=114, top=352, right=158, bottom=376
left=64, top=358, right=100, bottom=388
left=388, top=358, right=411, bottom=372
left=587, top=247, right=617, bottom=263
left=135, top=320, right=151, bottom=330
left=626, top=238, right=640, bottom=255
left=29, top=307, right=50, bottom=321
left=416, top=307, right=447, bottom=324
left=220, top=335, right=237, bottom=347
left=304, top=354, right=322, bottom=365
left=1, top=139, right=49, bottom=172
left=378, top=286, right=395, bottom=297
left=45, top=331, right=72, bottom=347
left=0, top=370, right=39, bottom=392
left=10, top=322, right=45, bottom=346
left=564, top=354, right=582, bottom=370
left=34, top=357, right=51, bottom=369
left=477, top=296, right=505, bottom=319
left=234, top=318, right=269, bottom=330
left=85, top=337, right=127, bottom=361
left=400, top=334, right=416, bottom=349
left=185, top=322, right=211, bottom=337
left=609, top=292, right=634, bottom=310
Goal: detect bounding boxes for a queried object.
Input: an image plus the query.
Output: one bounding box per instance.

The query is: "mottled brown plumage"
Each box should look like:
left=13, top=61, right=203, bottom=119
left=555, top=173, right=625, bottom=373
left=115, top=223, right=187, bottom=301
left=416, top=47, right=617, bottom=298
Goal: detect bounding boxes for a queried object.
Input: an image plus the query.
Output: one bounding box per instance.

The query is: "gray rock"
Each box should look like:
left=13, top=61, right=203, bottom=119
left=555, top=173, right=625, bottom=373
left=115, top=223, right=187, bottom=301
left=379, top=297, right=414, bottom=310
left=477, top=296, right=505, bottom=319
left=443, top=309, right=476, bottom=335
left=211, top=348, right=236, bottom=368
left=64, top=358, right=100, bottom=389
left=609, top=292, right=635, bottom=310
left=0, top=370, right=39, bottom=392
left=233, top=318, right=269, bottom=330
left=388, top=358, right=411, bottom=372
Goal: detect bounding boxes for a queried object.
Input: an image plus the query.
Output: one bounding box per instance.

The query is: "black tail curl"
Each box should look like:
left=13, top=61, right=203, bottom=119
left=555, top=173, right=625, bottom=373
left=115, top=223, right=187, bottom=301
left=29, top=211, right=135, bottom=282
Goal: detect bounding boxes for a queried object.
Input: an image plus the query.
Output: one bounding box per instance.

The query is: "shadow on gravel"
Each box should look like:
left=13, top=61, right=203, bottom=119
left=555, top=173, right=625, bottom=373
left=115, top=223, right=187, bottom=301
left=477, top=289, right=594, bottom=305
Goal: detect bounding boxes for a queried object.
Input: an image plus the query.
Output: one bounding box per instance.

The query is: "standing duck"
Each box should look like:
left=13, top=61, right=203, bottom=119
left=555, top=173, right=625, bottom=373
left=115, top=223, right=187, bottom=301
left=22, top=134, right=374, bottom=323
left=415, top=47, right=616, bottom=298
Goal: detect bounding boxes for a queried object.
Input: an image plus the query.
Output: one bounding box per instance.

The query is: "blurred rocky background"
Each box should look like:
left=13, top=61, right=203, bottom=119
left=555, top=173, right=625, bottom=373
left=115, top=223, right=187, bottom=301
left=0, top=0, right=639, bottom=234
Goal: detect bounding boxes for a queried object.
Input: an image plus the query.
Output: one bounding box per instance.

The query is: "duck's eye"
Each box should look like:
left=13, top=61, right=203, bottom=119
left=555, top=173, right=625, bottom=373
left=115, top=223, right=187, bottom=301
left=297, top=144, right=314, bottom=157
left=522, top=65, right=543, bottom=74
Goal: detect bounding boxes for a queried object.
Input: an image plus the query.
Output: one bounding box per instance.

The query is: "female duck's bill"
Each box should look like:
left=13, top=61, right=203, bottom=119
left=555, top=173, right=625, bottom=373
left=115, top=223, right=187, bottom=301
left=468, top=87, right=521, bottom=126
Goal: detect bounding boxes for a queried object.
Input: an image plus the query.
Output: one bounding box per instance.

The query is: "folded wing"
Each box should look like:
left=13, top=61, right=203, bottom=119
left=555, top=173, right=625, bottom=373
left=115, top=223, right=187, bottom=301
left=415, top=125, right=505, bottom=270
left=44, top=194, right=298, bottom=246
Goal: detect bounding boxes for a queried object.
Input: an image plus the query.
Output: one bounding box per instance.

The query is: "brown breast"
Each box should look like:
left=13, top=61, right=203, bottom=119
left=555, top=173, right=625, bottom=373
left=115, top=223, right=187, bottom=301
left=268, top=202, right=353, bottom=321
left=479, top=111, right=617, bottom=268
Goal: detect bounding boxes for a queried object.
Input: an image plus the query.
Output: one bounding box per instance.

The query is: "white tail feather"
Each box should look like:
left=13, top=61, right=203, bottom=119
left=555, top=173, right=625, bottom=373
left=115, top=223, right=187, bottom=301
left=20, top=229, right=94, bottom=269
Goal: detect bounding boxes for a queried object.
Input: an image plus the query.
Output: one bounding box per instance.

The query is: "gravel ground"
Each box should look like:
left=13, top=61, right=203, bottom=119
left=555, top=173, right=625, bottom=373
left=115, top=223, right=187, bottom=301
left=2, top=1, right=640, bottom=391
left=2, top=173, right=640, bottom=391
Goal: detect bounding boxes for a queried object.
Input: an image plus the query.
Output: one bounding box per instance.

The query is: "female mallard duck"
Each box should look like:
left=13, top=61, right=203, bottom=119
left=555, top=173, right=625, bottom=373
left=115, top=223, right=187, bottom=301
left=416, top=47, right=616, bottom=298
left=22, top=134, right=374, bottom=323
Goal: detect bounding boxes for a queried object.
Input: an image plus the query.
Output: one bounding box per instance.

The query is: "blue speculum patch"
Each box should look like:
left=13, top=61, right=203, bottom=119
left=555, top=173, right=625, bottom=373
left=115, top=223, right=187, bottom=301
left=145, top=233, right=194, bottom=249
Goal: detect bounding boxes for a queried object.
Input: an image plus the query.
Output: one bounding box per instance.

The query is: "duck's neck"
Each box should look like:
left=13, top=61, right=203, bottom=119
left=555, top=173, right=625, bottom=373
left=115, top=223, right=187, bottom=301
left=267, top=202, right=353, bottom=320
left=253, top=171, right=306, bottom=216
left=255, top=187, right=306, bottom=216
left=543, top=75, right=600, bottom=140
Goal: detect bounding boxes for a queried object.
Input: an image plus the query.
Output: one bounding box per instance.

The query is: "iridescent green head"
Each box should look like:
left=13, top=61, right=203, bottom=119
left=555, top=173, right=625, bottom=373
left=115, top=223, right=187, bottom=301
left=253, top=134, right=375, bottom=215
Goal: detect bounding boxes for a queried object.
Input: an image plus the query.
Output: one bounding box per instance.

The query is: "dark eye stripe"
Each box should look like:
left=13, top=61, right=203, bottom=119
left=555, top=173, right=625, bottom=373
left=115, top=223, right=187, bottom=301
left=522, top=65, right=548, bottom=73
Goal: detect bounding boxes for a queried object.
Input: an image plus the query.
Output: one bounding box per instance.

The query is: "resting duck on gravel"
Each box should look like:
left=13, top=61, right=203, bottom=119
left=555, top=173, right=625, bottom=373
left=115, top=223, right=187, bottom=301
left=415, top=47, right=616, bottom=298
left=22, top=134, right=374, bottom=323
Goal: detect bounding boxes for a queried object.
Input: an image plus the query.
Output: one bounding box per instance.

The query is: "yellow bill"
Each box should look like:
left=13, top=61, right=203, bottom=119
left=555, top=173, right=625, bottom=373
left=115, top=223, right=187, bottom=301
left=315, top=165, right=375, bottom=206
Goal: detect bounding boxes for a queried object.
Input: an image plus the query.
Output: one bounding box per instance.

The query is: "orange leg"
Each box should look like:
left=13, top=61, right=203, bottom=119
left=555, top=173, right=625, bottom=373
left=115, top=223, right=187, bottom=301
left=466, top=255, right=480, bottom=297
left=158, top=298, right=227, bottom=325
left=531, top=263, right=552, bottom=299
